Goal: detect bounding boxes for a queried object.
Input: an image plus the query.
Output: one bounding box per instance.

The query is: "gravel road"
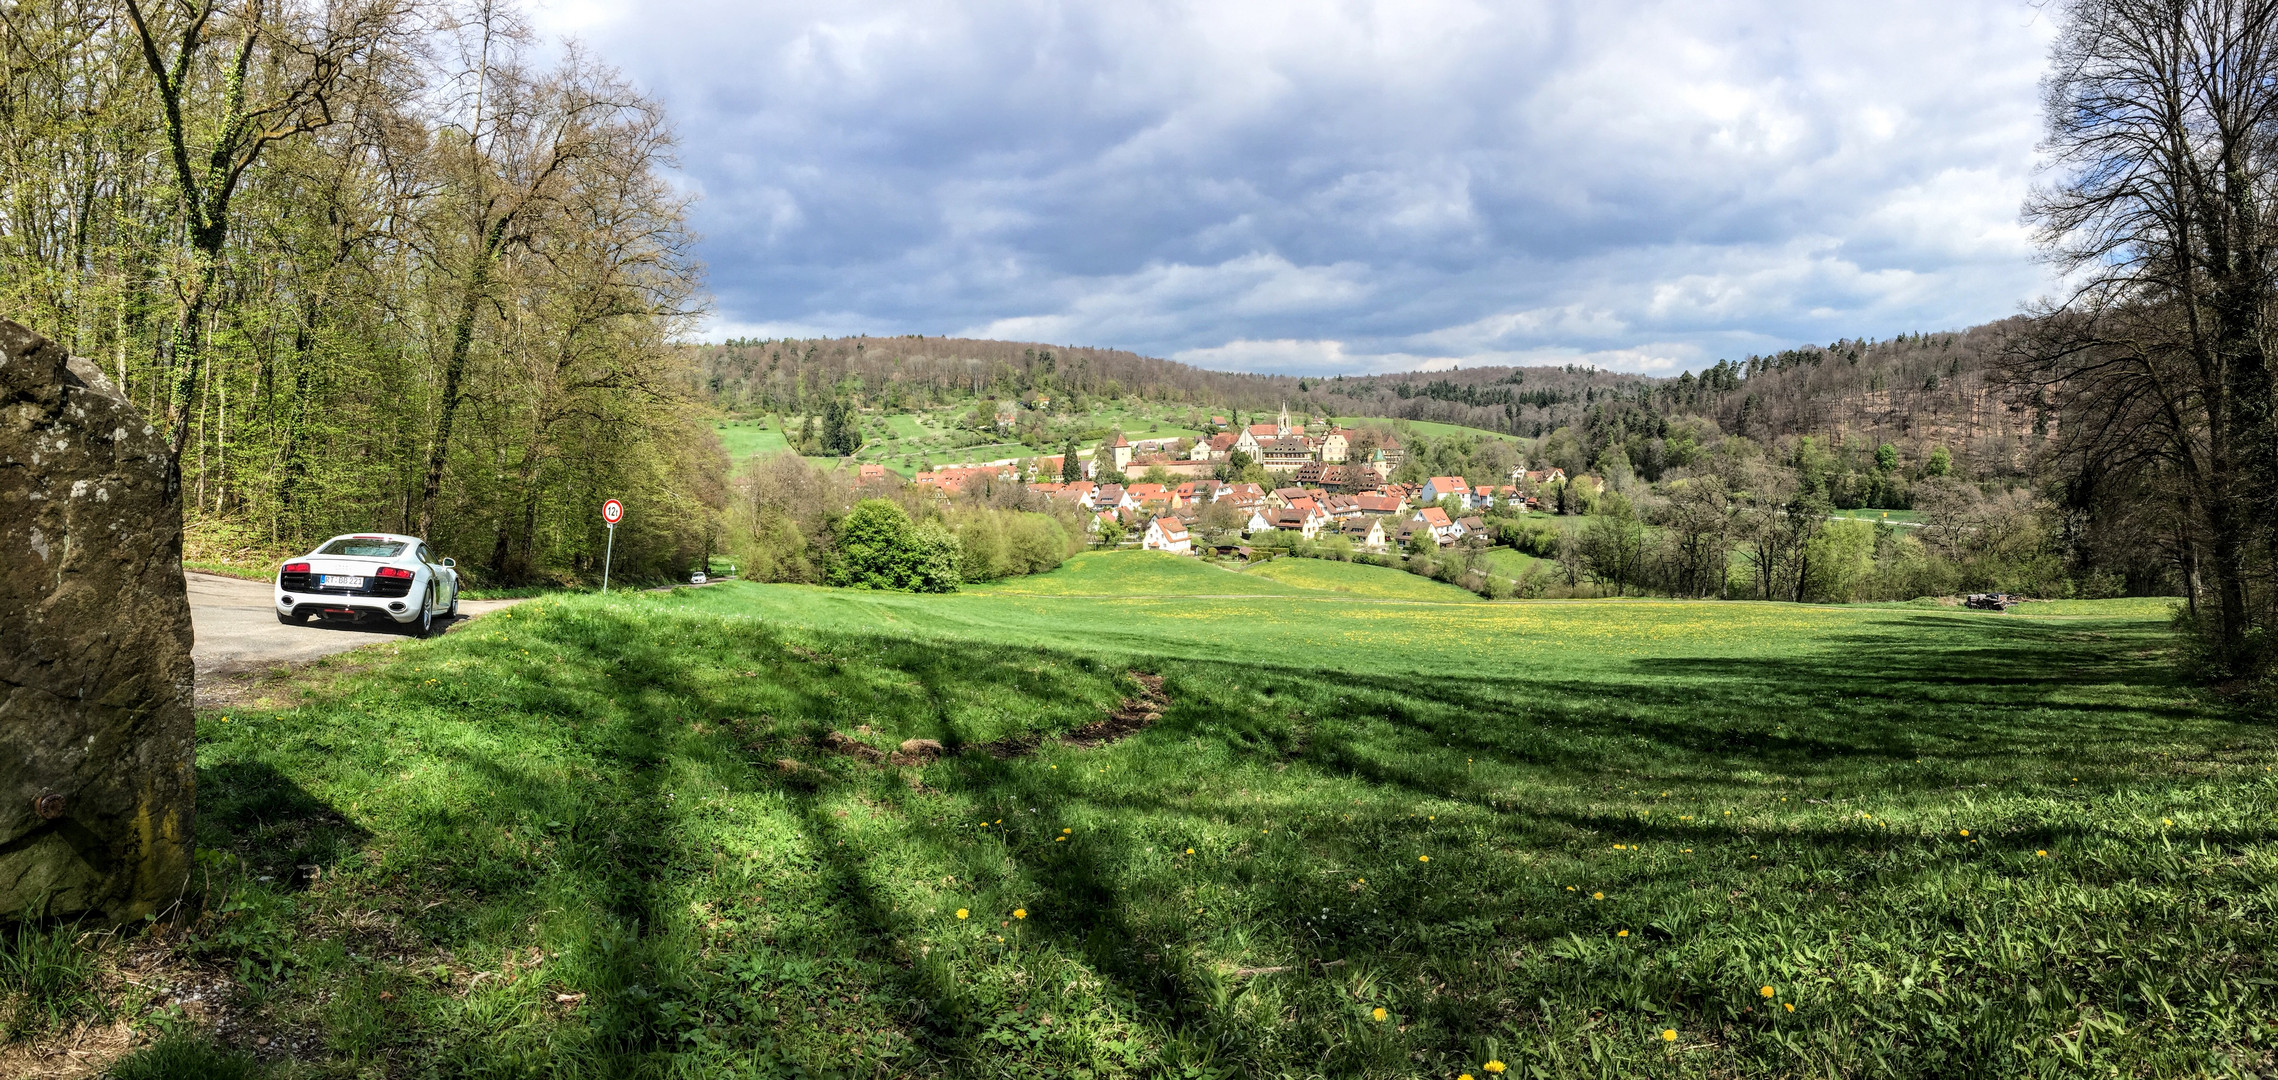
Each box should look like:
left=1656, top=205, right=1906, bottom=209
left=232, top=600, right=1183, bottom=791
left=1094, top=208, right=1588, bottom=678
left=187, top=571, right=526, bottom=677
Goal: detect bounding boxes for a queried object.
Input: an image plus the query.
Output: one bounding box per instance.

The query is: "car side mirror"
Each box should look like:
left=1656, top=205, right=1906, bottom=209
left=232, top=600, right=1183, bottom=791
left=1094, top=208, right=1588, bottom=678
left=442, top=558, right=456, bottom=568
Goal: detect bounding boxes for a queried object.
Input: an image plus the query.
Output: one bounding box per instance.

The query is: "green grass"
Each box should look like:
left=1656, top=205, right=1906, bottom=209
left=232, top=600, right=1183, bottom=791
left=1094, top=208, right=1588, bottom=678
left=969, top=550, right=1311, bottom=597
left=138, top=564, right=2278, bottom=1078
left=1830, top=508, right=1924, bottom=524
left=712, top=420, right=790, bottom=461
left=1239, top=557, right=1479, bottom=601
left=1480, top=547, right=1542, bottom=579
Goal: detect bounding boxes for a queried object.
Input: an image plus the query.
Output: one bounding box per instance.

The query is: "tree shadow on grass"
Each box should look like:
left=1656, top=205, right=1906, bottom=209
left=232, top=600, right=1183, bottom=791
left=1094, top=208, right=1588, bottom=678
left=189, top=597, right=2274, bottom=1078
left=196, top=761, right=371, bottom=892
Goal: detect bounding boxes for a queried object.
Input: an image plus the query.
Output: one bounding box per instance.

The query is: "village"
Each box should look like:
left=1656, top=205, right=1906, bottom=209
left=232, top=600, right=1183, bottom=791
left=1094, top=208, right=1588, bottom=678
left=876, top=408, right=1578, bottom=557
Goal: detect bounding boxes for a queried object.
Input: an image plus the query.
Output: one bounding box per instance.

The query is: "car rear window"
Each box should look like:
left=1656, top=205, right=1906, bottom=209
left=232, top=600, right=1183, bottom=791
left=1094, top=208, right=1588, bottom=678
left=317, top=538, right=407, bottom=558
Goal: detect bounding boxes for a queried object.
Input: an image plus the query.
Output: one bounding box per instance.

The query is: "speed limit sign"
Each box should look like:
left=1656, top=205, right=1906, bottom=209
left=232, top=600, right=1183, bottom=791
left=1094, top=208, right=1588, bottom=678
left=600, top=499, right=623, bottom=593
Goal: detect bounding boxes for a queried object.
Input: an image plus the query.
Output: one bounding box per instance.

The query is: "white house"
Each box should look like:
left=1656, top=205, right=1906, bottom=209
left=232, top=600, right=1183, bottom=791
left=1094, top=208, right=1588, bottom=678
left=1411, top=507, right=1457, bottom=545
left=1143, top=515, right=1192, bottom=554
left=1339, top=516, right=1388, bottom=552
left=1420, top=475, right=1471, bottom=505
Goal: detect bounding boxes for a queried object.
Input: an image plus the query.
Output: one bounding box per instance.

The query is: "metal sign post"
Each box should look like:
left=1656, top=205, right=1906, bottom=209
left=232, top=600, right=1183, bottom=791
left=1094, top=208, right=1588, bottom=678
left=601, top=499, right=624, bottom=593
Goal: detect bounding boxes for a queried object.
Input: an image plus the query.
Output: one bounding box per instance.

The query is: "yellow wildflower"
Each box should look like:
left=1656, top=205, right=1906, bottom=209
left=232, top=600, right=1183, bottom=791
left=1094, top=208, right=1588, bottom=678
left=955, top=909, right=969, bottom=920
left=1785, top=1003, right=1795, bottom=1012
left=1592, top=892, right=1604, bottom=900
left=2036, top=849, right=2048, bottom=857
left=1371, top=1006, right=1388, bottom=1021
left=1420, top=855, right=1430, bottom=862
left=1013, top=908, right=1027, bottom=919
left=1617, top=930, right=1629, bottom=937
left=1661, top=1028, right=1677, bottom=1042
left=1483, top=1061, right=1506, bottom=1074
left=1760, top=985, right=1775, bottom=998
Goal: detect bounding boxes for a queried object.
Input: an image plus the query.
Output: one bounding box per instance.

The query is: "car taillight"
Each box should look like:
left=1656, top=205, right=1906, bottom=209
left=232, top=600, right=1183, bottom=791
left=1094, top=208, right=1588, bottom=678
left=377, top=567, right=414, bottom=579
left=283, top=563, right=309, bottom=574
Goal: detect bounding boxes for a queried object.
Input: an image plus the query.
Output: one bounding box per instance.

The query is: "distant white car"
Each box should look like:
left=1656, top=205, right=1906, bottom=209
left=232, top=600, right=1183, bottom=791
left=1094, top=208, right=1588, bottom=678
left=690, top=571, right=708, bottom=584
left=275, top=533, right=460, bottom=637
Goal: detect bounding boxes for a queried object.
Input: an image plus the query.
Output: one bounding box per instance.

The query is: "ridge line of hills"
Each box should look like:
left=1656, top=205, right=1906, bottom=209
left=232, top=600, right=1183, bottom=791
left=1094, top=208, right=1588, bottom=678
left=687, top=316, right=2042, bottom=475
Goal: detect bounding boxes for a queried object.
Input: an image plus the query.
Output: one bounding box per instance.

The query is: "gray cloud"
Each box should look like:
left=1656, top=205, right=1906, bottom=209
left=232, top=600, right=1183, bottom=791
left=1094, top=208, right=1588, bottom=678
left=536, top=0, right=2058, bottom=373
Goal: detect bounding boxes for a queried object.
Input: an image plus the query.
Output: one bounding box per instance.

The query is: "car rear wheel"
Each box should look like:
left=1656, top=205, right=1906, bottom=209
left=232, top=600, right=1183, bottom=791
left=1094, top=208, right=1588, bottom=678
left=411, top=603, right=435, bottom=638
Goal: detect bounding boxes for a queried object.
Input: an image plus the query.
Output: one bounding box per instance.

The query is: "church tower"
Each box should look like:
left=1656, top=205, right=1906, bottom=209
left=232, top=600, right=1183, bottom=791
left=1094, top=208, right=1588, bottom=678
left=1277, top=404, right=1291, bottom=439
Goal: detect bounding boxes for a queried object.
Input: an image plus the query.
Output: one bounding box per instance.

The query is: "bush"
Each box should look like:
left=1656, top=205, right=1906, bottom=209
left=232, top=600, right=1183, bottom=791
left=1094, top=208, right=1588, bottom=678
left=828, top=499, right=962, bottom=593
left=952, top=508, right=1075, bottom=582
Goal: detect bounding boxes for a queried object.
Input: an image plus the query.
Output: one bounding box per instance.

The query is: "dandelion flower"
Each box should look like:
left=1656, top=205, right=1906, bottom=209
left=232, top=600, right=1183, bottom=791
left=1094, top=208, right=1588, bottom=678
left=1785, top=1003, right=1795, bottom=1012
left=1419, top=855, right=1430, bottom=862
left=955, top=909, right=969, bottom=920
left=1014, top=908, right=1027, bottom=919
left=2036, top=850, right=2048, bottom=857
left=1760, top=985, right=1775, bottom=998
left=1483, top=1061, right=1506, bottom=1074
left=1592, top=891, right=1604, bottom=900
left=1617, top=930, right=1629, bottom=937
left=1959, top=829, right=1968, bottom=836
left=1371, top=1007, right=1388, bottom=1021
left=1566, top=886, right=1576, bottom=891
left=2162, top=818, right=2173, bottom=826
left=1063, top=828, right=1072, bottom=834
left=1185, top=847, right=1195, bottom=854
left=1661, top=1028, right=1677, bottom=1042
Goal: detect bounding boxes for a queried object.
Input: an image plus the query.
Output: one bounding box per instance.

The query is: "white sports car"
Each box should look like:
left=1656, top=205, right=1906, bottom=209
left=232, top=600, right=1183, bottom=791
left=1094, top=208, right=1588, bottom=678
left=275, top=533, right=461, bottom=636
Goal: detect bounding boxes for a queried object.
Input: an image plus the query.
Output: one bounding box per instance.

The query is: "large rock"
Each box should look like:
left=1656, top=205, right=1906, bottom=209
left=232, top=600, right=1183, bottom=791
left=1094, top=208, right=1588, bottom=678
left=0, top=319, right=193, bottom=923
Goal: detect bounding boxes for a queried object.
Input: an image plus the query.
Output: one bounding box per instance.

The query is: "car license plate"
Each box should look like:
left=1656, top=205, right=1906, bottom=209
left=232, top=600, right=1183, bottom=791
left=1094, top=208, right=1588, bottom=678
left=320, top=574, right=366, bottom=589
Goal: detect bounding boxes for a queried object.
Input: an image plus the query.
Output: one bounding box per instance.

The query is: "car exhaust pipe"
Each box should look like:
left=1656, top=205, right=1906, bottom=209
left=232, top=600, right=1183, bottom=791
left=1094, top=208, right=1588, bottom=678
left=388, top=601, right=406, bottom=612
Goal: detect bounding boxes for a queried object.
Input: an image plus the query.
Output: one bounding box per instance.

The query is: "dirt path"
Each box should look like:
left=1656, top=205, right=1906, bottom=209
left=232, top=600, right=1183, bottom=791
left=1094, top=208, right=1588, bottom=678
left=187, top=571, right=527, bottom=678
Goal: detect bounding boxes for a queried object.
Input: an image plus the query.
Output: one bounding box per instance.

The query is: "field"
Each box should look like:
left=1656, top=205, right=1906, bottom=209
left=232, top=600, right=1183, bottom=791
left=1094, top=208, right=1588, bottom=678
left=1829, top=508, right=1924, bottom=525
left=1237, top=556, right=1479, bottom=601
left=20, top=559, right=2274, bottom=1079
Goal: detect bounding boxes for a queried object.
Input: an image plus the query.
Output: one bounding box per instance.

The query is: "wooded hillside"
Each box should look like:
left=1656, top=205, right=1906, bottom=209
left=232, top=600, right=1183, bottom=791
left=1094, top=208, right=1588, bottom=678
left=691, top=318, right=2042, bottom=476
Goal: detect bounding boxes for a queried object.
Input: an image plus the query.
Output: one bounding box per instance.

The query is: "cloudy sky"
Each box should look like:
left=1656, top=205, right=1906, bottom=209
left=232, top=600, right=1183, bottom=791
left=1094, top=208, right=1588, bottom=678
left=533, top=0, right=2060, bottom=375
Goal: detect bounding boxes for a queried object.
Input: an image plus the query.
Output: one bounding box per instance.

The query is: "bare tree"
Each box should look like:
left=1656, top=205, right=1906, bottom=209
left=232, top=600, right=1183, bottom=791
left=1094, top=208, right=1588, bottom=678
left=2017, top=0, right=2278, bottom=667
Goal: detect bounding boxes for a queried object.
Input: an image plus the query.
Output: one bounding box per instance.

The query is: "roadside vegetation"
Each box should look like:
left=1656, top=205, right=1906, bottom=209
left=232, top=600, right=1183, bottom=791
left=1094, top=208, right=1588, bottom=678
left=15, top=562, right=2269, bottom=1078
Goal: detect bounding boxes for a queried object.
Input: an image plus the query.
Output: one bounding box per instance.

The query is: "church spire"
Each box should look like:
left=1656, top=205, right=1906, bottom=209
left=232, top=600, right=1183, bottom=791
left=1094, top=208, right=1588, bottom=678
left=1277, top=404, right=1290, bottom=438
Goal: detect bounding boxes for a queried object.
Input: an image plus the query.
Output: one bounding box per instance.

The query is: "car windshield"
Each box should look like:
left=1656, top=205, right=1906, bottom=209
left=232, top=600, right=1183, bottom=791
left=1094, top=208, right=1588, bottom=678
left=316, top=538, right=407, bottom=558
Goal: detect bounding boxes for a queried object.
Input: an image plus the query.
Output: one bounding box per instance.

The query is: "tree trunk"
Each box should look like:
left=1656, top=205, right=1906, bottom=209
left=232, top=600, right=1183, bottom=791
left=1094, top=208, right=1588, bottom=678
left=417, top=264, right=487, bottom=539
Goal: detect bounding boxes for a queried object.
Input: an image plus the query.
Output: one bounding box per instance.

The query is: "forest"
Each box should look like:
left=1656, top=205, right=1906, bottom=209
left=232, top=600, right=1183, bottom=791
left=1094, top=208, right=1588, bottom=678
left=1, top=0, right=719, bottom=585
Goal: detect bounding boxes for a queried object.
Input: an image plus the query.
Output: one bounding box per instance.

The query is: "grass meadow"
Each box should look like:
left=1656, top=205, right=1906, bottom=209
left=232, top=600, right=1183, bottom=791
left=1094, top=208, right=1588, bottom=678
left=12, top=554, right=2273, bottom=1079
